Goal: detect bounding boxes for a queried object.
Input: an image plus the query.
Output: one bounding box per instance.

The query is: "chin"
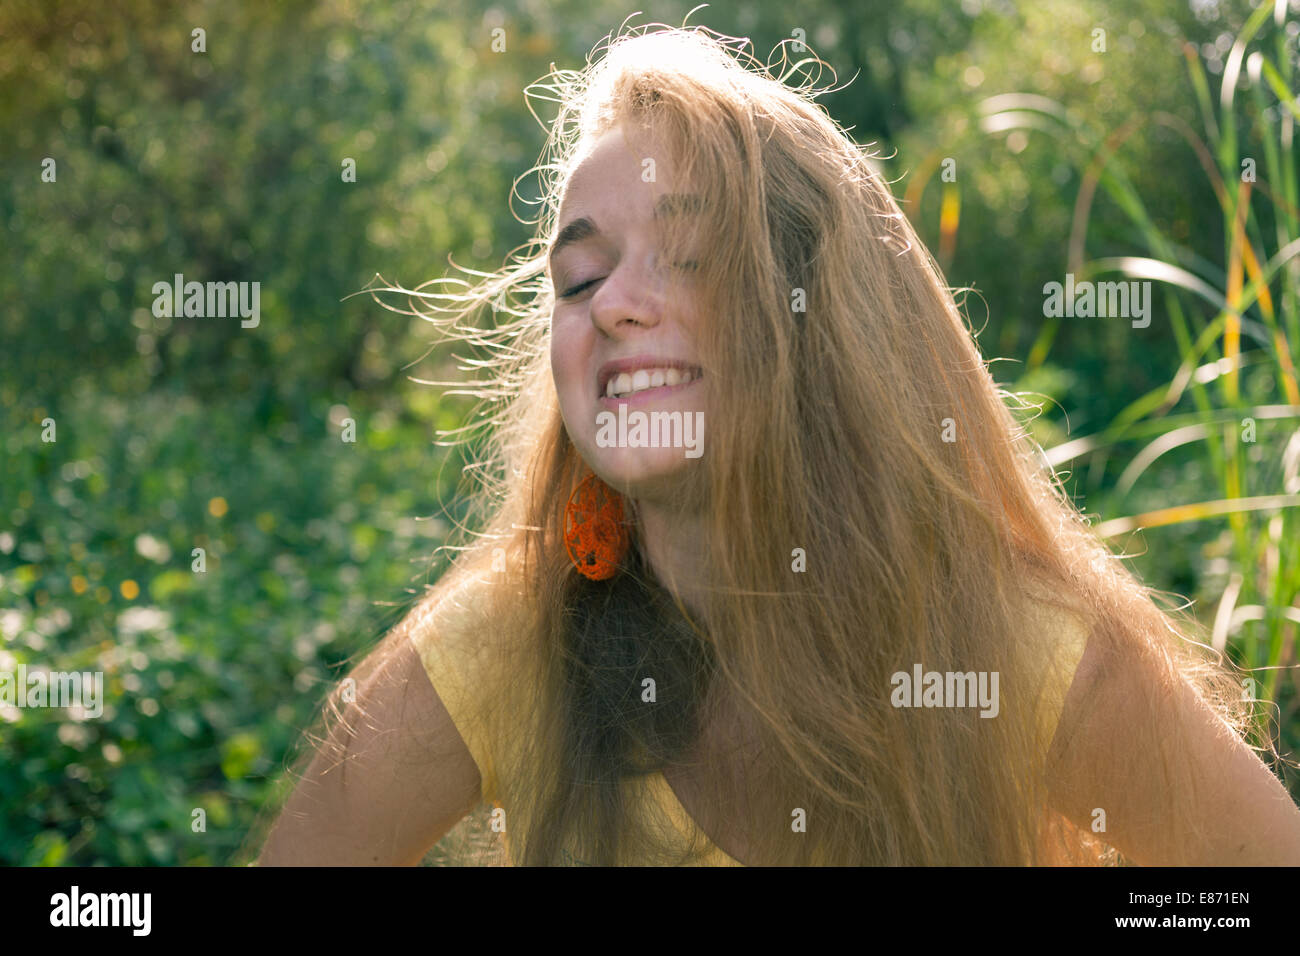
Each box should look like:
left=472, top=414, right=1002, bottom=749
left=579, top=441, right=703, bottom=500
left=563, top=383, right=709, bottom=500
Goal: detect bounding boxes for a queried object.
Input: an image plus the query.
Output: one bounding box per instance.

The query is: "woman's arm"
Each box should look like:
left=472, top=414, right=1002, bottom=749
left=258, top=622, right=482, bottom=866
left=1046, top=635, right=1300, bottom=865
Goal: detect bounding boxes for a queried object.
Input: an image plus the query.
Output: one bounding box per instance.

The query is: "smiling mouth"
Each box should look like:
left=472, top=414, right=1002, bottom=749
left=601, top=365, right=704, bottom=400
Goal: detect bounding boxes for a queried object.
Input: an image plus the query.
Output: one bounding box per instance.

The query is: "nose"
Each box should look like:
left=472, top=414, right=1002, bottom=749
left=589, top=250, right=666, bottom=337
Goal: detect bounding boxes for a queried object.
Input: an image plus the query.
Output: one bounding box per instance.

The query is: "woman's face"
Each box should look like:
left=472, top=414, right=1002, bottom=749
left=549, top=125, right=708, bottom=500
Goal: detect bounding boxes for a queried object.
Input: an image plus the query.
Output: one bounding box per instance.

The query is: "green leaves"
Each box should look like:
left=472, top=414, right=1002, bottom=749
left=220, top=732, right=261, bottom=782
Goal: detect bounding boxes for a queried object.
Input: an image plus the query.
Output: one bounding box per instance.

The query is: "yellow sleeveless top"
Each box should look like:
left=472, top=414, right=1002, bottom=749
left=409, top=567, right=1089, bottom=866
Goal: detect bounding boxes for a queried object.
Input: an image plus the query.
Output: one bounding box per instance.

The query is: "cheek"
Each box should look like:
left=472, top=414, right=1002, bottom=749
left=549, top=314, right=591, bottom=405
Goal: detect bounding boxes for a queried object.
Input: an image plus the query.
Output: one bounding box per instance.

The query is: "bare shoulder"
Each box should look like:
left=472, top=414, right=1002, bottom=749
left=1044, top=607, right=1300, bottom=864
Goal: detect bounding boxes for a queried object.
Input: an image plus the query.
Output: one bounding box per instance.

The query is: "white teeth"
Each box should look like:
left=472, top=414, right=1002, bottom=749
left=605, top=366, right=700, bottom=398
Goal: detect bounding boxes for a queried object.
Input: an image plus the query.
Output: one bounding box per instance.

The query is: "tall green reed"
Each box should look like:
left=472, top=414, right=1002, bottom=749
left=913, top=0, right=1300, bottom=764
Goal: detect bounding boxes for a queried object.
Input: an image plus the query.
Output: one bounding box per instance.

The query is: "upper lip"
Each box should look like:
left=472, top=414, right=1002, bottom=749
left=596, top=355, right=704, bottom=397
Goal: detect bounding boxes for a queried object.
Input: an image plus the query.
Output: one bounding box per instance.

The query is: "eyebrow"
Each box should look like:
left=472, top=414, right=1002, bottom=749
left=548, top=192, right=704, bottom=265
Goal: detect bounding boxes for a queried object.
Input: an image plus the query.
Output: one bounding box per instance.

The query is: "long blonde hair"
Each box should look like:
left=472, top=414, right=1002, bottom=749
left=347, top=24, right=1262, bottom=865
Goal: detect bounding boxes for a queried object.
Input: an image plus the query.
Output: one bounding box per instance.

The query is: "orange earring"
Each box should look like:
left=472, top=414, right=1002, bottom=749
left=563, top=472, right=631, bottom=580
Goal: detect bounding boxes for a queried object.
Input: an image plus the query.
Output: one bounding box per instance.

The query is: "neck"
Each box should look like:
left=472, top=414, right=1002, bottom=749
left=633, top=498, right=707, bottom=617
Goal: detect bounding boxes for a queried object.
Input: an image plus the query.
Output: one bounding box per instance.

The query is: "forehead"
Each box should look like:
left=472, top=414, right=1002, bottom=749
left=558, top=126, right=676, bottom=220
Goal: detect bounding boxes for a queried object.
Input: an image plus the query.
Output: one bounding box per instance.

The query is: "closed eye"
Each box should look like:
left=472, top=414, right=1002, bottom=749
left=559, top=277, right=603, bottom=299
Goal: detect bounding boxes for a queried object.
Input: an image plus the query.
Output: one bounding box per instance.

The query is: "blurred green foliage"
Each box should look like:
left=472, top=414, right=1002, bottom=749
left=2, top=0, right=1296, bottom=865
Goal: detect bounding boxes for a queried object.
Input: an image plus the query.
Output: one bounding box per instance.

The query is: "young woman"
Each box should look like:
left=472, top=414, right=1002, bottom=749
left=254, top=25, right=1300, bottom=866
